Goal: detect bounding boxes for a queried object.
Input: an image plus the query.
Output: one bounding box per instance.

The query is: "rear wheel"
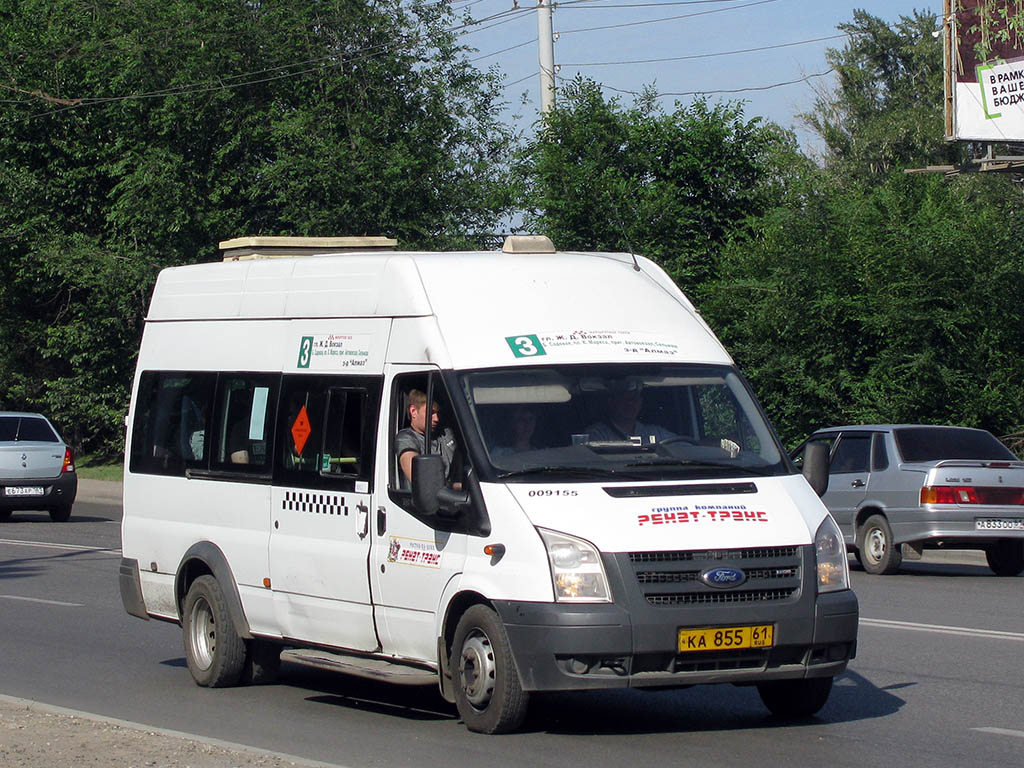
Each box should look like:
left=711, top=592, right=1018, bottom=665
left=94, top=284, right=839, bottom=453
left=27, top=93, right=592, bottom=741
left=0, top=509, right=11, bottom=522
left=858, top=514, right=901, bottom=575
left=985, top=540, right=1024, bottom=577
left=49, top=505, right=72, bottom=522
left=451, top=605, right=529, bottom=734
left=758, top=676, right=833, bottom=718
left=182, top=575, right=246, bottom=687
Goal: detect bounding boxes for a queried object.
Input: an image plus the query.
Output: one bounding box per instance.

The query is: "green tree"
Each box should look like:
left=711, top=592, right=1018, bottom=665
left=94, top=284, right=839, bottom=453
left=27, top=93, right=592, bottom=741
left=0, top=0, right=517, bottom=456
left=706, top=171, right=1024, bottom=447
left=517, top=77, right=789, bottom=288
left=804, top=9, right=967, bottom=177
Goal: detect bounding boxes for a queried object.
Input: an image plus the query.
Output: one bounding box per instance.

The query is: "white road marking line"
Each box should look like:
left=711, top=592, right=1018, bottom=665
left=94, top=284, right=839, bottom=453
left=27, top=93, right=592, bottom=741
left=0, top=595, right=84, bottom=607
left=0, top=538, right=120, bottom=554
left=973, top=727, right=1024, bottom=740
left=861, top=617, right=1024, bottom=642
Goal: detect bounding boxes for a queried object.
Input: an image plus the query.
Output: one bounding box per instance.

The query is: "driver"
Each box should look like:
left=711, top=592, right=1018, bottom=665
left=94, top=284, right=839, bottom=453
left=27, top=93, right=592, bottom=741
left=585, top=382, right=675, bottom=444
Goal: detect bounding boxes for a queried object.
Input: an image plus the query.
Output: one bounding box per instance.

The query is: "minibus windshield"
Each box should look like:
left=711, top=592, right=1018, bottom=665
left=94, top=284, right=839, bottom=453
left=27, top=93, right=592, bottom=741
left=458, top=363, right=788, bottom=480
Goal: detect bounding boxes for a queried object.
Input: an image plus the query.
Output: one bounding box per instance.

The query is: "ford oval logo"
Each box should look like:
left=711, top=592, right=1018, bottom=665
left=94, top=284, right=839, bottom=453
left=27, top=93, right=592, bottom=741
left=701, top=567, right=747, bottom=589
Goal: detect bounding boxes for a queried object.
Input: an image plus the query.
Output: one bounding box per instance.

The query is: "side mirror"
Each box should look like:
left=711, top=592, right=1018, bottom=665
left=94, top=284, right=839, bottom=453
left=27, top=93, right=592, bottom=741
left=411, top=454, right=444, bottom=515
left=412, top=454, right=471, bottom=519
left=802, top=441, right=830, bottom=497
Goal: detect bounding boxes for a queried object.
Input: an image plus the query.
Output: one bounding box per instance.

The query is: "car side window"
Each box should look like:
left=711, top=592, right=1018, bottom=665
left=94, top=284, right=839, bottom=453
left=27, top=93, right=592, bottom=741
left=211, top=374, right=277, bottom=473
left=872, top=433, right=889, bottom=472
left=129, top=371, right=216, bottom=476
left=276, top=374, right=380, bottom=491
left=830, top=434, right=871, bottom=474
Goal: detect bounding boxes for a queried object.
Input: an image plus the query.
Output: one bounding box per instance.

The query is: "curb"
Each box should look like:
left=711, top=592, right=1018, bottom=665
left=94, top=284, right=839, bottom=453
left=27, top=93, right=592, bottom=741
left=76, top=478, right=123, bottom=504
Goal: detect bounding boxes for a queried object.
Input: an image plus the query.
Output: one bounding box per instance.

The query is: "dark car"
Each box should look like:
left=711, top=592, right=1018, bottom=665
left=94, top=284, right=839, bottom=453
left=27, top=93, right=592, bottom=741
left=792, top=425, right=1024, bottom=576
left=0, top=412, right=78, bottom=522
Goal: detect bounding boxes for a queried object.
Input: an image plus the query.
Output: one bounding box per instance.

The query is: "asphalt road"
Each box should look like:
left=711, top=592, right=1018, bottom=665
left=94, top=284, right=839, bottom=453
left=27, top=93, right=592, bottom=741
left=1, top=482, right=1023, bottom=767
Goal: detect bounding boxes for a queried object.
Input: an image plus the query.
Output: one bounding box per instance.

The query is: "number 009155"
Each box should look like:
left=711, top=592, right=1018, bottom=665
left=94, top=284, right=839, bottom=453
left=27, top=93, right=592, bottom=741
left=677, top=624, right=774, bottom=653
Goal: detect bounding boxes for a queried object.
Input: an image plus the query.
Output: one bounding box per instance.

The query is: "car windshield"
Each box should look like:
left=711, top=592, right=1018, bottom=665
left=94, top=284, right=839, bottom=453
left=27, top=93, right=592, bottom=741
left=894, top=427, right=1016, bottom=462
left=458, top=363, right=787, bottom=480
left=0, top=416, right=58, bottom=443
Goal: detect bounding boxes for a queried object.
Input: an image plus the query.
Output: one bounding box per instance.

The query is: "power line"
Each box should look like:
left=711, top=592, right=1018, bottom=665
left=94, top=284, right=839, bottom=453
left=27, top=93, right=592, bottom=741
left=576, top=67, right=836, bottom=98
left=557, top=0, right=764, bottom=8
left=562, top=33, right=848, bottom=67
left=559, top=0, right=779, bottom=35
left=0, top=7, right=534, bottom=126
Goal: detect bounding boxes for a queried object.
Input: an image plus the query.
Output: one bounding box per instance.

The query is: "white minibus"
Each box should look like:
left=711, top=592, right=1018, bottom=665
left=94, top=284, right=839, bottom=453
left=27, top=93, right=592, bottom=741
left=120, top=235, right=856, bottom=733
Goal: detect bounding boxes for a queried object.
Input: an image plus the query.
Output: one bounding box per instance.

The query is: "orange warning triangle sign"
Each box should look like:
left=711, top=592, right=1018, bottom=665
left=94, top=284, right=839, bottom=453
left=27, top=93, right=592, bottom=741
left=291, top=405, right=312, bottom=455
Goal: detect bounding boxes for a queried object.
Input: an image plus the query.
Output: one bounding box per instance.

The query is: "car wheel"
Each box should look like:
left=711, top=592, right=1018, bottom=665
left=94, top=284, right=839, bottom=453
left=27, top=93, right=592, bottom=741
left=182, top=575, right=246, bottom=687
left=49, top=505, right=72, bottom=522
left=985, top=540, right=1024, bottom=577
left=0, top=509, right=12, bottom=522
left=758, top=677, right=833, bottom=718
left=451, top=604, right=529, bottom=734
left=858, top=514, right=901, bottom=575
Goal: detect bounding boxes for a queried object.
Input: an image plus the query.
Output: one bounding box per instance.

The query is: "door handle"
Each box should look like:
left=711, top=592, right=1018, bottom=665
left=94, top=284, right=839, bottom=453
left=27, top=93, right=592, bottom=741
left=357, top=503, right=369, bottom=539
left=851, top=479, right=865, bottom=488
left=377, top=507, right=387, bottom=536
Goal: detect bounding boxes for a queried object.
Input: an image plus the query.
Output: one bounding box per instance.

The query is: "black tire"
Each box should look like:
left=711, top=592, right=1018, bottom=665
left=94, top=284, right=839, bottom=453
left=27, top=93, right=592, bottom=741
left=242, top=639, right=282, bottom=685
left=451, top=604, right=529, bottom=734
left=758, top=676, right=833, bottom=718
left=857, top=514, right=901, bottom=575
left=0, top=509, right=12, bottom=522
left=985, top=540, right=1024, bottom=577
left=49, top=505, right=72, bottom=522
left=182, top=575, right=246, bottom=688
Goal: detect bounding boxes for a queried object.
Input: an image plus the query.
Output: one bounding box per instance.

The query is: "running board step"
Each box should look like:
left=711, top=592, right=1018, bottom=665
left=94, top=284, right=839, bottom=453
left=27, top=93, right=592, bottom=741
left=283, top=648, right=439, bottom=686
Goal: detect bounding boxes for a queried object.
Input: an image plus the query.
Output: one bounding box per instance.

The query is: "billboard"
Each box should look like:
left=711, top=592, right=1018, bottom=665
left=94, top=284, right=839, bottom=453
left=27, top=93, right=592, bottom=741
left=946, top=0, right=1024, bottom=141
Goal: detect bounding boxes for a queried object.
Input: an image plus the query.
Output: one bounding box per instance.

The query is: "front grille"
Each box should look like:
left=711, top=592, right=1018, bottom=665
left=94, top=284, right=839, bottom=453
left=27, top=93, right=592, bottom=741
left=628, top=546, right=804, bottom=607
left=647, top=588, right=798, bottom=606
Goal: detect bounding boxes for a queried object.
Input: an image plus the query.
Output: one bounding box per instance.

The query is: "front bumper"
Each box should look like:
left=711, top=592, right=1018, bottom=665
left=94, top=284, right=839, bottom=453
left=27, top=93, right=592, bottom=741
left=0, top=472, right=77, bottom=511
left=494, top=546, right=858, bottom=692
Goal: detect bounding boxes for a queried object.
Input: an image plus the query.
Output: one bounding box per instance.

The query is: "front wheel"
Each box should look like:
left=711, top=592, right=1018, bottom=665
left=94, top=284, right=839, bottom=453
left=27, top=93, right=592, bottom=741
left=758, top=676, right=833, bottom=718
left=182, top=575, right=246, bottom=687
left=985, top=540, right=1024, bottom=577
left=451, top=605, right=529, bottom=734
left=858, top=514, right=901, bottom=575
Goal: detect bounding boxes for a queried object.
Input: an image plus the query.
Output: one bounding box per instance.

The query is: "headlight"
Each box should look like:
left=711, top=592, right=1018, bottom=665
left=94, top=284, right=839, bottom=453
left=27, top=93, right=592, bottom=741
left=537, top=528, right=611, bottom=602
left=815, top=514, right=850, bottom=593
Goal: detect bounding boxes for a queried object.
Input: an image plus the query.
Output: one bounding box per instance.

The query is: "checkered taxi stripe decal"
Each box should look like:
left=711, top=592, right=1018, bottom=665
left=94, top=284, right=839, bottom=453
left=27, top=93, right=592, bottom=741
left=282, top=491, right=349, bottom=517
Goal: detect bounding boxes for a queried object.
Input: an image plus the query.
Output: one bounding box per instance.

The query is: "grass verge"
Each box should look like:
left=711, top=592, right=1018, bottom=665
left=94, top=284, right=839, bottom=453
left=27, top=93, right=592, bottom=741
left=76, top=456, right=124, bottom=482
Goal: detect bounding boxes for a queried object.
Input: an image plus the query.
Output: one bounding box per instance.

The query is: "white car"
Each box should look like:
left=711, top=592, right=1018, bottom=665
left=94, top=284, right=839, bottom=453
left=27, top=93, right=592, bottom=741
left=0, top=412, right=78, bottom=522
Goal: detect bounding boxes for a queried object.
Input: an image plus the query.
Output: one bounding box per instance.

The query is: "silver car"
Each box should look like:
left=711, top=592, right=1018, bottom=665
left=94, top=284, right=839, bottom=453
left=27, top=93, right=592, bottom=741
left=0, top=412, right=78, bottom=522
left=793, top=425, right=1024, bottom=576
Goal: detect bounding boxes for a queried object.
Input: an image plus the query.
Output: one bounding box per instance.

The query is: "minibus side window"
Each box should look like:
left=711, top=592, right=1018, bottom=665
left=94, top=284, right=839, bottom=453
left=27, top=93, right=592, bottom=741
left=389, top=373, right=468, bottom=515
left=276, top=375, right=379, bottom=491
left=210, top=374, right=277, bottom=473
left=130, top=371, right=215, bottom=476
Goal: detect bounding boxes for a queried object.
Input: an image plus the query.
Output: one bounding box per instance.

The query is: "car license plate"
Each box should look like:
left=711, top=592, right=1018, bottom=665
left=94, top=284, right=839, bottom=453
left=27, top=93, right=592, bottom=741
left=5, top=486, right=44, bottom=497
left=678, top=624, right=774, bottom=653
left=976, top=518, right=1024, bottom=531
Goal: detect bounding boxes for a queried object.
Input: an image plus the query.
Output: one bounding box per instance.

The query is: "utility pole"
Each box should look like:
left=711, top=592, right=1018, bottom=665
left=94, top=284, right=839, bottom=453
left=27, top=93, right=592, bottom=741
left=537, top=0, right=555, bottom=114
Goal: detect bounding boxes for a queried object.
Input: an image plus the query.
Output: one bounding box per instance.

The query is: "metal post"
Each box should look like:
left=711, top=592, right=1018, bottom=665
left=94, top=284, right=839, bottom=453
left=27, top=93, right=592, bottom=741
left=537, top=0, right=555, bottom=114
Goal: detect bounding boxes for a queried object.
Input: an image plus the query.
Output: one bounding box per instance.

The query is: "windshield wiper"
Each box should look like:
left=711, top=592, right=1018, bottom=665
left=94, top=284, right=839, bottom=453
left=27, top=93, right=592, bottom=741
left=624, top=458, right=772, bottom=476
left=496, top=465, right=643, bottom=480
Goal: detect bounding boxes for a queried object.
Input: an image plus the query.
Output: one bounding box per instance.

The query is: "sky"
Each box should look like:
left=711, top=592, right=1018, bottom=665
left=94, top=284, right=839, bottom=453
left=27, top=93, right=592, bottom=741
left=453, top=0, right=941, bottom=148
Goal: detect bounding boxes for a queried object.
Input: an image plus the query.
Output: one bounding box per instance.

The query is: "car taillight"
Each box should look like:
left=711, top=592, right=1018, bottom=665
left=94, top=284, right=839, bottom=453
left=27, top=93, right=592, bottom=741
left=921, top=485, right=1024, bottom=505
left=62, top=447, right=74, bottom=473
